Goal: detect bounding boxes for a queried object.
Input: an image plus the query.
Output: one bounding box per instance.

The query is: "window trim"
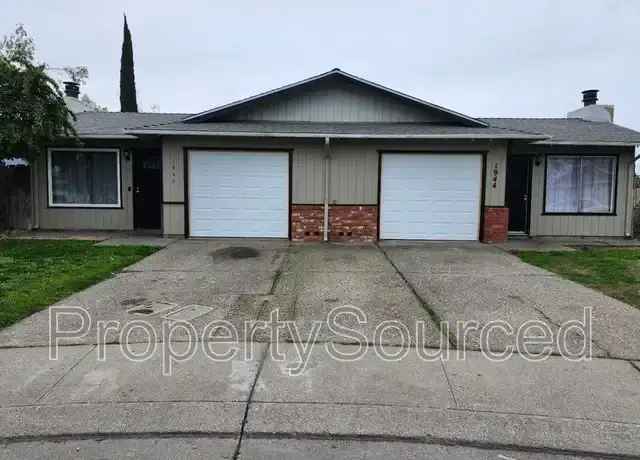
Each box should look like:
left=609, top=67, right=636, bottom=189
left=542, top=153, right=618, bottom=216
left=47, top=148, right=122, bottom=209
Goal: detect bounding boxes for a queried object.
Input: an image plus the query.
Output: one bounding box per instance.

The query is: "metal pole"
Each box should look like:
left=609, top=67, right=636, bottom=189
left=323, top=137, right=331, bottom=242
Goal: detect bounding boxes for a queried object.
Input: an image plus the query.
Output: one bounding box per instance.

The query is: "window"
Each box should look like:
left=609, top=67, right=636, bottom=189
left=545, top=155, right=616, bottom=214
left=48, top=149, right=121, bottom=208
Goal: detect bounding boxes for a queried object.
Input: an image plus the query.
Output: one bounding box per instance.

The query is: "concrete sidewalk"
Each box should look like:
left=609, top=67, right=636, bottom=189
left=1, top=342, right=640, bottom=458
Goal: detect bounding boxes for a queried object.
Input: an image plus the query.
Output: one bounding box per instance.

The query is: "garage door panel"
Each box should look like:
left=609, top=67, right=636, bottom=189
left=189, top=151, right=289, bottom=238
left=380, top=154, right=481, bottom=240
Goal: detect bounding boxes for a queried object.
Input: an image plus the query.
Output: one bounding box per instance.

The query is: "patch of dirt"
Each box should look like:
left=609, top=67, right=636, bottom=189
left=211, top=246, right=260, bottom=260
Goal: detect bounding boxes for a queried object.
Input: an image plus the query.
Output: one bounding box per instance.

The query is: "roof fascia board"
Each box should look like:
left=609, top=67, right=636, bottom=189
left=182, top=69, right=487, bottom=127
left=62, top=134, right=139, bottom=140
left=126, top=129, right=546, bottom=140
left=534, top=140, right=639, bottom=146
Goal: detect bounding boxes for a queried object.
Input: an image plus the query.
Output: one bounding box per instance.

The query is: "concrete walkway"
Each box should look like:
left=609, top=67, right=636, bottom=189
left=3, top=238, right=640, bottom=457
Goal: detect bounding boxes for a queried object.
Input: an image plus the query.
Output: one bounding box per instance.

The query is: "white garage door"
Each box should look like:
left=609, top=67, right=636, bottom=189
left=380, top=153, right=482, bottom=240
left=188, top=150, right=289, bottom=238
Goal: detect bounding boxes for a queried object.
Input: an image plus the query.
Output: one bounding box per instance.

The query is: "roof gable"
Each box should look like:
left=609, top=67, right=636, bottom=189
left=184, top=69, right=486, bottom=127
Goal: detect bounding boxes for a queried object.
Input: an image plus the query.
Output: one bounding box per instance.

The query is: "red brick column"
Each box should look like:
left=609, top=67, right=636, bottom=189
left=481, top=207, right=509, bottom=243
left=291, top=205, right=324, bottom=242
left=329, top=205, right=378, bottom=242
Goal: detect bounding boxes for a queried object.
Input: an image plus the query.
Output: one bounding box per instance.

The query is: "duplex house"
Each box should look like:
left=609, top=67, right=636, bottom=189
left=36, top=69, right=640, bottom=242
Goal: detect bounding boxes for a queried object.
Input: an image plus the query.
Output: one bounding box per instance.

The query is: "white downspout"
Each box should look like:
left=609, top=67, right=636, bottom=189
left=625, top=148, right=640, bottom=237
left=323, top=136, right=331, bottom=242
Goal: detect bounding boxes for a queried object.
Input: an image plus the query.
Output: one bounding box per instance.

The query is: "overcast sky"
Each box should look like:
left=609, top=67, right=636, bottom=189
left=4, top=1, right=640, bottom=129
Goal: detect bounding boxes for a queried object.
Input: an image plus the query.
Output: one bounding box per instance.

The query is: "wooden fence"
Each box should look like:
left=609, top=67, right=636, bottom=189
left=0, top=166, right=32, bottom=230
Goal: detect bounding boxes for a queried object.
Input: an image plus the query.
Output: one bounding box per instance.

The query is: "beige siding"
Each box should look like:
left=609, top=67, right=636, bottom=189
left=162, top=138, right=185, bottom=202
left=227, top=79, right=452, bottom=123
left=36, top=149, right=133, bottom=230
left=513, top=143, right=634, bottom=237
left=162, top=203, right=185, bottom=236
left=330, top=142, right=379, bottom=204
left=292, top=147, right=324, bottom=203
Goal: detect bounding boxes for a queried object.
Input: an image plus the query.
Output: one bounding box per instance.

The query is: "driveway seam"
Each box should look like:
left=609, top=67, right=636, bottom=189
left=268, top=249, right=289, bottom=295
left=375, top=243, right=456, bottom=348
left=629, top=361, right=640, bottom=375
left=35, top=344, right=96, bottom=403
left=232, top=342, right=270, bottom=460
left=240, top=432, right=639, bottom=460
left=2, top=431, right=637, bottom=459
left=3, top=340, right=635, bottom=360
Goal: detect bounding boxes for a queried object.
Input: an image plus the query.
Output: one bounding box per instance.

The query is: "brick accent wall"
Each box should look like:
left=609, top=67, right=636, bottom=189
left=291, top=205, right=324, bottom=242
left=329, top=205, right=378, bottom=242
left=291, top=205, right=378, bottom=242
left=481, top=206, right=509, bottom=243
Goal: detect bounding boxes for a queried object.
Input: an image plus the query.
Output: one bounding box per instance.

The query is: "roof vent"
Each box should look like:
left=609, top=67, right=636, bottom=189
left=582, top=89, right=598, bottom=106
left=63, top=81, right=80, bottom=99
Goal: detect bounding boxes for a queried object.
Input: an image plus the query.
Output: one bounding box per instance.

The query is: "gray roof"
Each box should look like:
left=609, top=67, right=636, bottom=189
left=72, top=112, right=189, bottom=137
left=127, top=120, right=544, bottom=139
left=481, top=118, right=640, bottom=145
left=71, top=112, right=640, bottom=145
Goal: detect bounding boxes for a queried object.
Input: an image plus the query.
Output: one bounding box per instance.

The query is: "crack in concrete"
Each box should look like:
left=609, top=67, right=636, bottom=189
left=439, top=358, right=459, bottom=408
left=527, top=303, right=611, bottom=359
left=232, top=343, right=270, bottom=460
left=375, top=243, right=457, bottom=348
left=35, top=344, right=96, bottom=403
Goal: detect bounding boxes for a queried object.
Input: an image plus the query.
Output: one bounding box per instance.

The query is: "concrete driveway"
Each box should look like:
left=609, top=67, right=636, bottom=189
left=2, top=238, right=640, bottom=360
left=2, top=239, right=640, bottom=458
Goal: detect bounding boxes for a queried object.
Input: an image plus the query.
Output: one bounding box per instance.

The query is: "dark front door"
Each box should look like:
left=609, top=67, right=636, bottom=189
left=506, top=156, right=531, bottom=233
left=133, top=150, right=162, bottom=229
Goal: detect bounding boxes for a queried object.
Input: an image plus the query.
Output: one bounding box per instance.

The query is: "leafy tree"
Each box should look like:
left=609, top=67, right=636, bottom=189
left=80, top=94, right=109, bottom=112
left=119, top=15, right=138, bottom=112
left=0, top=25, right=76, bottom=162
left=63, top=66, right=88, bottom=85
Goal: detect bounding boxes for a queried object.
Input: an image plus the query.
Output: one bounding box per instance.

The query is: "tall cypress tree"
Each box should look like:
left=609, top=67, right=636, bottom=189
left=119, top=15, right=138, bottom=112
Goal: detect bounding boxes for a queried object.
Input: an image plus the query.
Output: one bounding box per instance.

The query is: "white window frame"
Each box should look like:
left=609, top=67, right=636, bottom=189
left=544, top=154, right=617, bottom=215
left=47, top=148, right=122, bottom=208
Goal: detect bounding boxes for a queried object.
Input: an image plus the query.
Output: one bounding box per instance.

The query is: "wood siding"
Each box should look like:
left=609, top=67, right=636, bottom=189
left=225, top=78, right=453, bottom=123
left=511, top=143, right=634, bottom=237
left=329, top=142, right=379, bottom=204
left=484, top=142, right=507, bottom=207
left=162, top=203, right=185, bottom=236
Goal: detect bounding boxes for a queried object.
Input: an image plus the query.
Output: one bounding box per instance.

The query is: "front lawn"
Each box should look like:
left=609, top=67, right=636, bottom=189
left=0, top=239, right=158, bottom=328
left=517, top=248, right=640, bottom=310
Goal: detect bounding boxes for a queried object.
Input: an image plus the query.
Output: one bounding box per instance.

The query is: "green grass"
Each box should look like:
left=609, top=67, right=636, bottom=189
left=517, top=248, right=640, bottom=309
left=0, top=239, right=159, bottom=328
